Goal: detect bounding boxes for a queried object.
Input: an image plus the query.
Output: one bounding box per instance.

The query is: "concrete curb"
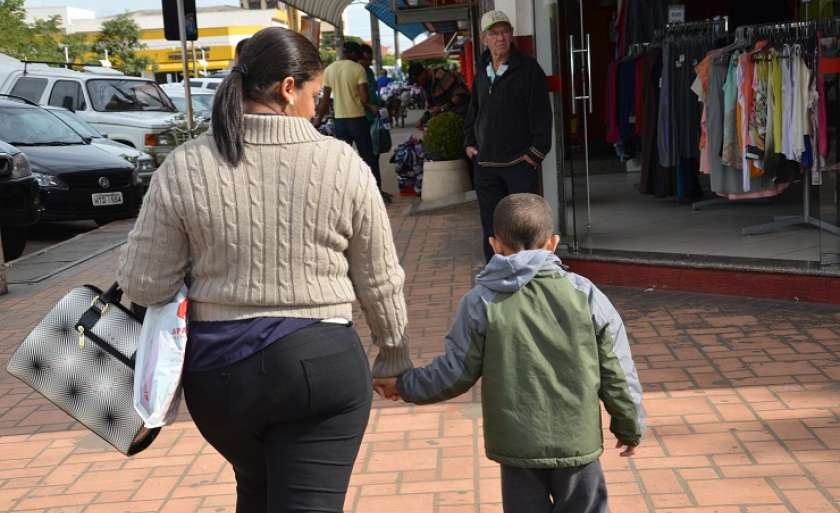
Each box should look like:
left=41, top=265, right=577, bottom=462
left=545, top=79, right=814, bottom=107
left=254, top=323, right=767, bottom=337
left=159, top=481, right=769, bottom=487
left=409, top=190, right=477, bottom=215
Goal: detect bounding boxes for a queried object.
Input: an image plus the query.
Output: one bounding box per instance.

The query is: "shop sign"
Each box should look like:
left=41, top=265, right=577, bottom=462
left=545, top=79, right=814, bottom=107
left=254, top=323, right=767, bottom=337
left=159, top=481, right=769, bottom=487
left=668, top=5, right=685, bottom=24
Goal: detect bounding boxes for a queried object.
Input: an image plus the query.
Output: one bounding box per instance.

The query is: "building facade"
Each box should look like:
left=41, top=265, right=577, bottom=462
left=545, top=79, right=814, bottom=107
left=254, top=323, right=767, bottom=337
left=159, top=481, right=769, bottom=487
left=25, top=4, right=308, bottom=79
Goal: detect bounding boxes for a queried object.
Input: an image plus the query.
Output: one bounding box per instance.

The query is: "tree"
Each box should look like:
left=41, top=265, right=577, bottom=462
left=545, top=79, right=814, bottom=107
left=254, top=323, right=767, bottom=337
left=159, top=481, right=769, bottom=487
left=0, top=0, right=30, bottom=58
left=62, top=32, right=91, bottom=64
left=319, top=31, right=364, bottom=51
left=25, top=16, right=64, bottom=62
left=319, top=49, right=336, bottom=66
left=0, top=0, right=91, bottom=65
left=94, top=13, right=151, bottom=75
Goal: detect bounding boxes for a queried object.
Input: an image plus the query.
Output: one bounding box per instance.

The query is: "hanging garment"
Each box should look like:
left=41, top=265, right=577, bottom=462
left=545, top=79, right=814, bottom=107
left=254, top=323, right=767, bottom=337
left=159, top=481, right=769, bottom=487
left=606, top=62, right=620, bottom=144
left=781, top=44, right=795, bottom=159
left=638, top=48, right=663, bottom=195
left=618, top=58, right=639, bottom=157
left=817, top=59, right=829, bottom=159
left=764, top=51, right=776, bottom=161
left=721, top=53, right=741, bottom=168
left=770, top=51, right=783, bottom=154
left=788, top=45, right=807, bottom=161
left=634, top=56, right=645, bottom=137
left=657, top=42, right=674, bottom=167
left=751, top=60, right=769, bottom=152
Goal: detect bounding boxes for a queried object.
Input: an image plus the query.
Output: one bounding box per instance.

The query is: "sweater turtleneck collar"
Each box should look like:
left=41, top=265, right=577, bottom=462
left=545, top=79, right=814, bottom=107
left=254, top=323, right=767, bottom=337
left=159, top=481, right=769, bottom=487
left=242, top=114, right=325, bottom=145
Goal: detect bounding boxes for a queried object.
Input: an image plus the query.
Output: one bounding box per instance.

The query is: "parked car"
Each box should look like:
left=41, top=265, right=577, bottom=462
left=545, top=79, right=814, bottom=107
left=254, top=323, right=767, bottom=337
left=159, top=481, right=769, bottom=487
left=160, top=83, right=214, bottom=120
left=0, top=98, right=142, bottom=226
left=0, top=140, right=40, bottom=261
left=44, top=106, right=157, bottom=186
left=0, top=53, right=183, bottom=166
left=185, top=77, right=223, bottom=92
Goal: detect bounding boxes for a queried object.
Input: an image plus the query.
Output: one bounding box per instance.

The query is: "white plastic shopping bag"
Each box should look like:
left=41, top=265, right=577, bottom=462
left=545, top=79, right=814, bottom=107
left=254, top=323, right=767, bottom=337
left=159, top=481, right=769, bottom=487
left=133, top=285, right=188, bottom=428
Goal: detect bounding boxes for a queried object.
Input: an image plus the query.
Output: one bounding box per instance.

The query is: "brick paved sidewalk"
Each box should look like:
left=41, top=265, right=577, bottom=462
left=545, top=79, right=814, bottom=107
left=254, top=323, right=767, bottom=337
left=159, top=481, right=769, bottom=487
left=1, top=198, right=839, bottom=513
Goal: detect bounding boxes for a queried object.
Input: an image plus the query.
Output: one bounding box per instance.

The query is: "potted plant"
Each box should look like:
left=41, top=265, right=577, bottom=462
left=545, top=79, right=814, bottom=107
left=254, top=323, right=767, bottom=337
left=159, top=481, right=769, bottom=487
left=421, top=112, right=472, bottom=202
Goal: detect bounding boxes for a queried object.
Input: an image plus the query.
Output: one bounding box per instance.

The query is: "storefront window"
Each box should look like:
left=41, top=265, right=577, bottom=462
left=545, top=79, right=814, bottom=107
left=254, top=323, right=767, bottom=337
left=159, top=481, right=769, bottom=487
left=553, top=0, right=840, bottom=271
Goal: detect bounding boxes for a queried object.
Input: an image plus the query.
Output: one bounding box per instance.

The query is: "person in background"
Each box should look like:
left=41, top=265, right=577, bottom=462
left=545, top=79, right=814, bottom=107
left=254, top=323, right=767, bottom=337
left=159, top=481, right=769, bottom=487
left=376, top=68, right=392, bottom=93
left=316, top=42, right=385, bottom=201
left=118, top=27, right=412, bottom=513
left=359, top=44, right=392, bottom=203
left=410, top=62, right=470, bottom=128
left=465, top=10, right=552, bottom=262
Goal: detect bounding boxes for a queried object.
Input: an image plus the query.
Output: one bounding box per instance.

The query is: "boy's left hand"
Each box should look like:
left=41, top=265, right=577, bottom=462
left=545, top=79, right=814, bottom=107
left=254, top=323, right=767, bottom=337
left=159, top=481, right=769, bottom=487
left=373, top=378, right=400, bottom=401
left=615, top=440, right=637, bottom=457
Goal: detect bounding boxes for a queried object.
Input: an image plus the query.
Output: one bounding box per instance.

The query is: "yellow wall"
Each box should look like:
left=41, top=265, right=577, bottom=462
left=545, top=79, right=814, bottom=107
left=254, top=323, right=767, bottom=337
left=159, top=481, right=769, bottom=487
left=77, top=7, right=299, bottom=74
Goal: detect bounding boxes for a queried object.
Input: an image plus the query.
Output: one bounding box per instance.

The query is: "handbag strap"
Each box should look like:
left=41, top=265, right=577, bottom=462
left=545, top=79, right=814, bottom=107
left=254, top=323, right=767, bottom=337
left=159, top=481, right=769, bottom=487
left=74, top=282, right=135, bottom=369
left=101, top=282, right=124, bottom=304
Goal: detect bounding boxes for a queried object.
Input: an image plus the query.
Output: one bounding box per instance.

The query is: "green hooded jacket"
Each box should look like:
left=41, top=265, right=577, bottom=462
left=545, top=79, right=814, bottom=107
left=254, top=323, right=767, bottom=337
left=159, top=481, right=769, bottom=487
left=397, top=250, right=645, bottom=468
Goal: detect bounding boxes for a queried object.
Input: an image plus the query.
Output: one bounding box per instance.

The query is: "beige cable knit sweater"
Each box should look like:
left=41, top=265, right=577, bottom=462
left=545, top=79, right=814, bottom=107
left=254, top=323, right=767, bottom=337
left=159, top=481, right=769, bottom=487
left=117, top=114, right=412, bottom=377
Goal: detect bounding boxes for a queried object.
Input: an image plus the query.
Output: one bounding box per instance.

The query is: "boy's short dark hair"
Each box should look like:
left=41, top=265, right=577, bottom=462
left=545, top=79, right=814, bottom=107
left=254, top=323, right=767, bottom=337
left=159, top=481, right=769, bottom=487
left=360, top=44, right=373, bottom=57
left=493, top=193, right=555, bottom=250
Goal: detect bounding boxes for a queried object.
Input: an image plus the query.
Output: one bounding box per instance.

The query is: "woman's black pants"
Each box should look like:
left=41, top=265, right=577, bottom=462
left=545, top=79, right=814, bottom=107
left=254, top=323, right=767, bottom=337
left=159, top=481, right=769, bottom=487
left=183, top=323, right=372, bottom=513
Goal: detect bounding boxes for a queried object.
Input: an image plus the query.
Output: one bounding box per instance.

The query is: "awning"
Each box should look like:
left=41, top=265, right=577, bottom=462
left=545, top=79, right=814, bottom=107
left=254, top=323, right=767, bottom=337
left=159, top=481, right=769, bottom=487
left=365, top=0, right=427, bottom=40
left=280, top=0, right=353, bottom=28
left=402, top=33, right=445, bottom=61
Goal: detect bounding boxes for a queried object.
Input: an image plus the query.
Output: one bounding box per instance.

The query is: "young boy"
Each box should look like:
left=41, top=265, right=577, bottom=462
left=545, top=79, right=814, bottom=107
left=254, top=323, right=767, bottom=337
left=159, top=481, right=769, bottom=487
left=374, top=193, right=645, bottom=513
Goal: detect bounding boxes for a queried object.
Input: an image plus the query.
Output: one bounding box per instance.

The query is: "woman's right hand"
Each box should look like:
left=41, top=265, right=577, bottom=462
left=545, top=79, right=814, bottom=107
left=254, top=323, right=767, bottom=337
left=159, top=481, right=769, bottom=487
left=373, top=378, right=400, bottom=401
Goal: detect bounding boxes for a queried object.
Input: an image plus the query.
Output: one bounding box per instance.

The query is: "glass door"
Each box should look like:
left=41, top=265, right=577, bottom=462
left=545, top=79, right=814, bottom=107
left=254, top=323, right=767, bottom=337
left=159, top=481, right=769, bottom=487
left=816, top=170, right=840, bottom=269
left=817, top=65, right=840, bottom=269
left=561, top=0, right=594, bottom=251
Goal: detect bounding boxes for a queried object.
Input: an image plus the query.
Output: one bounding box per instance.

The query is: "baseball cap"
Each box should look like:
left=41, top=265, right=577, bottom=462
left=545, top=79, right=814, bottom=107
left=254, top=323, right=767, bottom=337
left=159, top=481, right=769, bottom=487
left=481, top=10, right=512, bottom=33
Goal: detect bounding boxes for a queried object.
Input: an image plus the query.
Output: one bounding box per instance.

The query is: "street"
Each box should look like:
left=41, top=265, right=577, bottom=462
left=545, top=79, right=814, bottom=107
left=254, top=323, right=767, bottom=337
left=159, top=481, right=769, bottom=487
left=19, top=221, right=101, bottom=259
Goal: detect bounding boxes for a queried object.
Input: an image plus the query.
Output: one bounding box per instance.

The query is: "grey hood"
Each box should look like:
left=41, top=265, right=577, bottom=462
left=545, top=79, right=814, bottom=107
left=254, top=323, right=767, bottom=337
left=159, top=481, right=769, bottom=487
left=476, top=250, right=563, bottom=293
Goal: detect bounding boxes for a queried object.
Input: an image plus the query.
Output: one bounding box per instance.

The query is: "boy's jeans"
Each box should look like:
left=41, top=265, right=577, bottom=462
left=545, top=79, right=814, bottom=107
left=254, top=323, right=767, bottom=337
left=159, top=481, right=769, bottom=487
left=501, top=460, right=607, bottom=513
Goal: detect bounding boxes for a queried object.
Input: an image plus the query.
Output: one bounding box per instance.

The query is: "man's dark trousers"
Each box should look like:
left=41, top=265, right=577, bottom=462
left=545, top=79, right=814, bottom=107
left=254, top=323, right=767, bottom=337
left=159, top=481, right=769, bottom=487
left=476, top=161, right=540, bottom=261
left=334, top=117, right=381, bottom=188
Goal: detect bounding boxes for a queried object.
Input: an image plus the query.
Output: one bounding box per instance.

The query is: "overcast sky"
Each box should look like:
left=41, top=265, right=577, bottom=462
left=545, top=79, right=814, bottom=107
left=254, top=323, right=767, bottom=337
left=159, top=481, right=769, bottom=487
left=23, top=0, right=422, bottom=52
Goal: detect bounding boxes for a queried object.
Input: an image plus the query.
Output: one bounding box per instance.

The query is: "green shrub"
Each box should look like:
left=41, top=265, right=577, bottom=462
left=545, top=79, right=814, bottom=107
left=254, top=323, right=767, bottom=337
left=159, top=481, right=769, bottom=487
left=424, top=112, right=465, bottom=161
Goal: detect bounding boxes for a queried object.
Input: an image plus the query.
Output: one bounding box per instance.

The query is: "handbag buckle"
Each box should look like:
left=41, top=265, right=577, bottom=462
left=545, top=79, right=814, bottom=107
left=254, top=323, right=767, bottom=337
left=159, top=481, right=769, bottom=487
left=90, top=296, right=110, bottom=316
left=77, top=326, right=85, bottom=348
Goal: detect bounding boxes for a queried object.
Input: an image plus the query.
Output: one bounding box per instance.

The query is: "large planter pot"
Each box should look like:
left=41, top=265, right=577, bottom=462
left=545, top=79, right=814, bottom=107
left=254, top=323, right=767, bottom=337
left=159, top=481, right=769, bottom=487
left=421, top=159, right=472, bottom=203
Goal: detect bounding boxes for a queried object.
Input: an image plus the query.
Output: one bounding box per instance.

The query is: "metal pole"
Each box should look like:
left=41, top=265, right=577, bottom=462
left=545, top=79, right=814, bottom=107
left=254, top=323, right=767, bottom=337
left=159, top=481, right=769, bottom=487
left=336, top=23, right=344, bottom=60
left=176, top=0, right=194, bottom=134
left=370, top=12, right=382, bottom=73
left=577, top=0, right=591, bottom=229
left=191, top=41, right=198, bottom=78
left=394, top=29, right=401, bottom=76
left=470, top=2, right=481, bottom=74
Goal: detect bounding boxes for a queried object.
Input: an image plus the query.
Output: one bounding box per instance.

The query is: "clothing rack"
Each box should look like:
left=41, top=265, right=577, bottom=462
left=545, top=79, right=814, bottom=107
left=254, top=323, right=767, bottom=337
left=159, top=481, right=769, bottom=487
left=735, top=18, right=840, bottom=45
left=734, top=18, right=840, bottom=239
left=665, top=16, right=729, bottom=35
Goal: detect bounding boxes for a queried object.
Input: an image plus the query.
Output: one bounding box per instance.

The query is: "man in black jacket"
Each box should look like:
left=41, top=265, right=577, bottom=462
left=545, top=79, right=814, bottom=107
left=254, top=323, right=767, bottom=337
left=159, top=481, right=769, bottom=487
left=465, top=10, right=552, bottom=261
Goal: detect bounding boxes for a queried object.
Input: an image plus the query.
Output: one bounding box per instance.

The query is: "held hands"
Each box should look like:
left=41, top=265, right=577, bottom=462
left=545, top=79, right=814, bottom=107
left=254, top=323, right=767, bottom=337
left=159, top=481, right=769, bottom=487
left=373, top=378, right=401, bottom=401
left=616, top=440, right=638, bottom=457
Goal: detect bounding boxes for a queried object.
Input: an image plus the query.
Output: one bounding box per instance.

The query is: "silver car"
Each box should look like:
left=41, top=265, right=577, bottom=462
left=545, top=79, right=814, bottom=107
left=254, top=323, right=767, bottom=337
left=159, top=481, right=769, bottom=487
left=45, top=106, right=157, bottom=185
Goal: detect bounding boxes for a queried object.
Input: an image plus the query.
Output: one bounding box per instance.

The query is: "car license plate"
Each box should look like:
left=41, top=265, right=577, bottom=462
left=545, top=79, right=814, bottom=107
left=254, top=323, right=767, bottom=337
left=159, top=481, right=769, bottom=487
left=91, top=192, right=124, bottom=206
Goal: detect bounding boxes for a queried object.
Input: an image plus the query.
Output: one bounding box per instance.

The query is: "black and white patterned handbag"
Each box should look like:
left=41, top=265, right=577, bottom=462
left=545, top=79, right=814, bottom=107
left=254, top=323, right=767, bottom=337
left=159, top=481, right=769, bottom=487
left=6, top=283, right=160, bottom=455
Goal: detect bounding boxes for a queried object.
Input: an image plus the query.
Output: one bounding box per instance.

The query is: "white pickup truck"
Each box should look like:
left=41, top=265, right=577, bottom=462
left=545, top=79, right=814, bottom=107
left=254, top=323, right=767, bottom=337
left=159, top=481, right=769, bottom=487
left=0, top=54, right=184, bottom=168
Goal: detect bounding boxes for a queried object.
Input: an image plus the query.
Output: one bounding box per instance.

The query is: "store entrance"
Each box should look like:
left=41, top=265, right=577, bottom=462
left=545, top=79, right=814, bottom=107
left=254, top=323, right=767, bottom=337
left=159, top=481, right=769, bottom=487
left=556, top=0, right=840, bottom=271
left=559, top=0, right=625, bottom=251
